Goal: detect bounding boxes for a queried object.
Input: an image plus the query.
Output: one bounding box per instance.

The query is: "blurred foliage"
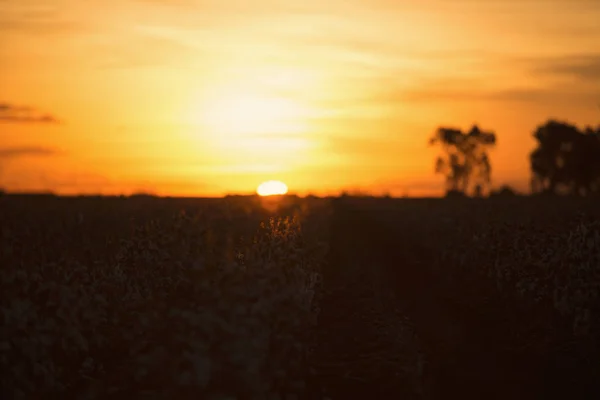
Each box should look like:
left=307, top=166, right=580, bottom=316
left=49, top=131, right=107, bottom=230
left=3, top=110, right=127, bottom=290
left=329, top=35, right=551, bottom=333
left=349, top=196, right=600, bottom=393
left=429, top=125, right=497, bottom=197
left=530, top=120, right=600, bottom=196
left=2, top=193, right=599, bottom=398
left=0, top=196, right=329, bottom=399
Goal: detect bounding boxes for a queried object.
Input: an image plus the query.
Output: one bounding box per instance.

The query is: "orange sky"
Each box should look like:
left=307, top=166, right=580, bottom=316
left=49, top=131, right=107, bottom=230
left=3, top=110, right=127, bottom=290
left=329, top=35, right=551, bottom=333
left=1, top=0, right=599, bottom=197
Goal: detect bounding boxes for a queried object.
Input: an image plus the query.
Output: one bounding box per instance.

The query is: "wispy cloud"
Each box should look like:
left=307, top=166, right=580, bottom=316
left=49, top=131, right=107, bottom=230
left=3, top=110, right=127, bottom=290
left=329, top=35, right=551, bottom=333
left=320, top=134, right=415, bottom=160
left=399, top=64, right=600, bottom=105
left=0, top=103, right=62, bottom=124
left=531, top=53, right=600, bottom=82
left=0, top=146, right=60, bottom=159
left=0, top=18, right=83, bottom=35
left=0, top=3, right=84, bottom=35
left=402, top=85, right=599, bottom=105
left=390, top=50, right=600, bottom=106
left=94, top=33, right=202, bottom=69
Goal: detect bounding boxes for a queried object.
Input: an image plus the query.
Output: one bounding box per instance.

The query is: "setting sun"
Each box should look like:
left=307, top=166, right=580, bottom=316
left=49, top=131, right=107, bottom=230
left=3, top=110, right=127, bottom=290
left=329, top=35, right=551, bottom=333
left=257, top=180, right=289, bottom=196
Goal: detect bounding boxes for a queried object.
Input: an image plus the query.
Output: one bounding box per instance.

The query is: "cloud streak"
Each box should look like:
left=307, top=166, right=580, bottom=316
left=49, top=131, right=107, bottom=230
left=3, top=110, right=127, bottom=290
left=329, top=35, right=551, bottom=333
left=0, top=3, right=84, bottom=35
left=0, top=103, right=62, bottom=124
left=402, top=86, right=599, bottom=105
left=0, top=146, right=60, bottom=159
left=397, top=63, right=600, bottom=105
left=531, top=53, right=600, bottom=82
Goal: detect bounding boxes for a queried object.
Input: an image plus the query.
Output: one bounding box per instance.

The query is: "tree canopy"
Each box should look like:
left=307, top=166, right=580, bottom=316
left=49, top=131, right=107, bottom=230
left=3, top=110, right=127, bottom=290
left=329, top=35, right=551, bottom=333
left=530, top=120, right=600, bottom=196
left=429, top=125, right=497, bottom=196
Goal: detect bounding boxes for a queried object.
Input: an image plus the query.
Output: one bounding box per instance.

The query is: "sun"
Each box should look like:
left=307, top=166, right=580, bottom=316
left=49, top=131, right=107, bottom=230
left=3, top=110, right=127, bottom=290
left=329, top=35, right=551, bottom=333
left=257, top=180, right=288, bottom=196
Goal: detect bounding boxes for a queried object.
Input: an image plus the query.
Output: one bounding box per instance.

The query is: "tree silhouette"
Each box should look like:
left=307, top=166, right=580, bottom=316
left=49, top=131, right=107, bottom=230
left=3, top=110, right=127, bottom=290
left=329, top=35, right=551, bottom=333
left=530, top=120, right=600, bottom=196
left=429, top=125, right=497, bottom=196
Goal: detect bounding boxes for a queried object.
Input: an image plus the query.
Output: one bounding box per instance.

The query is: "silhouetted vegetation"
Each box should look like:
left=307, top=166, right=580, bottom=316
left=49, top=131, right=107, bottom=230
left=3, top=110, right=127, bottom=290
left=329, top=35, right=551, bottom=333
left=429, top=125, right=496, bottom=197
left=530, top=120, right=600, bottom=196
left=490, top=185, right=519, bottom=197
left=0, top=195, right=328, bottom=399
left=129, top=191, right=158, bottom=199
left=3, top=193, right=598, bottom=398
left=3, top=109, right=600, bottom=399
left=444, top=188, right=468, bottom=199
left=427, top=118, right=600, bottom=199
left=325, top=196, right=600, bottom=399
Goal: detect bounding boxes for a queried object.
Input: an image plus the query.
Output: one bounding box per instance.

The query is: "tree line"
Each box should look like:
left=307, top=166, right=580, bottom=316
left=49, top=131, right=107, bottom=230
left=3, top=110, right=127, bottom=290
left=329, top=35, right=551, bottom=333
left=429, top=119, right=600, bottom=197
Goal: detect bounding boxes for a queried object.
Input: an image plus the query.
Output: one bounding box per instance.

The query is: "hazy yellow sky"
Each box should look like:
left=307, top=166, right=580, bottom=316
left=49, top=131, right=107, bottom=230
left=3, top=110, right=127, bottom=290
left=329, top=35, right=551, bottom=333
left=1, top=0, right=599, bottom=196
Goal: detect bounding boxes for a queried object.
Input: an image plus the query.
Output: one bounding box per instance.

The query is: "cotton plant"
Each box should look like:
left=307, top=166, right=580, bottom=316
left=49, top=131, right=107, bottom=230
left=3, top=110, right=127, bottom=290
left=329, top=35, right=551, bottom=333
left=87, top=215, right=323, bottom=399
left=0, top=265, right=109, bottom=398
left=451, top=214, right=600, bottom=358
left=1, top=207, right=325, bottom=399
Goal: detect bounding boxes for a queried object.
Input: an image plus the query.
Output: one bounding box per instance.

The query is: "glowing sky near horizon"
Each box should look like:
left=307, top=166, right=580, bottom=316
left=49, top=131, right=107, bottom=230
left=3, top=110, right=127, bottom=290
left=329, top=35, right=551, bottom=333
left=1, top=0, right=599, bottom=196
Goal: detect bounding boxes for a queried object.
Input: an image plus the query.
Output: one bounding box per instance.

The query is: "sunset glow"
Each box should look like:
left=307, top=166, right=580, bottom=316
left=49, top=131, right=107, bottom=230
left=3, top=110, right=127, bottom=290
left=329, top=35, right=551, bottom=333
left=1, top=0, right=599, bottom=196
left=199, top=90, right=309, bottom=136
left=257, top=180, right=288, bottom=197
